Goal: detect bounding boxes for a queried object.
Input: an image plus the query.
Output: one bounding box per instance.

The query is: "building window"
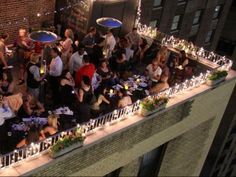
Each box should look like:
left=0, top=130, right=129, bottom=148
left=213, top=5, right=221, bottom=19
left=150, top=20, right=158, bottom=28
left=153, top=0, right=162, bottom=7
left=205, top=30, right=214, bottom=43
left=193, top=10, right=202, bottom=25
left=171, top=15, right=181, bottom=31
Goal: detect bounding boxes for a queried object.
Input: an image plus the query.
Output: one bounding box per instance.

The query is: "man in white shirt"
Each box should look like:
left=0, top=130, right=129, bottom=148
left=49, top=47, right=63, bottom=104
left=104, top=29, right=116, bottom=57
left=69, top=44, right=87, bottom=77
left=146, top=60, right=162, bottom=85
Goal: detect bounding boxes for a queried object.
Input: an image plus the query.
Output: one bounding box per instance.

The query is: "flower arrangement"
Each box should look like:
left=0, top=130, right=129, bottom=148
left=206, top=70, right=228, bottom=86
left=208, top=70, right=228, bottom=81
left=141, top=96, right=169, bottom=116
left=50, top=126, right=85, bottom=157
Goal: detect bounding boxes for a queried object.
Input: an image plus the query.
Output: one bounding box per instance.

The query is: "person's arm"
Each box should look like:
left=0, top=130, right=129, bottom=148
left=0, top=46, right=7, bottom=67
left=29, top=66, right=45, bottom=82
left=100, top=95, right=110, bottom=104
left=69, top=55, right=74, bottom=74
left=182, top=58, right=189, bottom=68
left=78, top=89, right=84, bottom=103
left=16, top=139, right=26, bottom=148
left=24, top=102, right=34, bottom=115
left=7, top=82, right=14, bottom=94
left=36, top=101, right=45, bottom=114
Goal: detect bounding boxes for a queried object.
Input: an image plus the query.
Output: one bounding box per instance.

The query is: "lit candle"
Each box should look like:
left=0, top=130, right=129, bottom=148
left=124, top=85, right=129, bottom=90
left=110, top=89, right=114, bottom=94
left=136, top=78, right=140, bottom=83
left=40, top=67, right=44, bottom=74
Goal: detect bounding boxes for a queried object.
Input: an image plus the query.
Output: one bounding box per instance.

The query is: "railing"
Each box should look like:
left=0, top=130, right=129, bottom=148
left=0, top=71, right=210, bottom=170
left=137, top=23, right=232, bottom=70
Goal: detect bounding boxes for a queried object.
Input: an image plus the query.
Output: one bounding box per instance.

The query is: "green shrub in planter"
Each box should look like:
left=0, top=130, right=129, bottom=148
left=208, top=70, right=228, bottom=81
left=51, top=127, right=85, bottom=155
left=141, top=96, right=169, bottom=116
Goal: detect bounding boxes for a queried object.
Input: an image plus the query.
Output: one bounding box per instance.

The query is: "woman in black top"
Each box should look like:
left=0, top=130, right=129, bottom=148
left=97, top=60, right=112, bottom=86
left=60, top=70, right=76, bottom=106
left=77, top=76, right=94, bottom=123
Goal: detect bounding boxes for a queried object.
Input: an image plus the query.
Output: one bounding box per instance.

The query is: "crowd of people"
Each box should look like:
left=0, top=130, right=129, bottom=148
left=0, top=26, right=195, bottom=152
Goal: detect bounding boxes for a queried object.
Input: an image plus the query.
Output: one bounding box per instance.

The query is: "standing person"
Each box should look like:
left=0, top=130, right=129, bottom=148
left=82, top=27, right=96, bottom=55
left=104, top=29, right=116, bottom=58
left=69, top=44, right=87, bottom=77
left=0, top=33, right=9, bottom=78
left=60, top=29, right=74, bottom=70
left=15, top=28, right=32, bottom=85
left=49, top=48, right=63, bottom=105
left=77, top=76, right=94, bottom=123
left=26, top=53, right=46, bottom=99
left=60, top=70, right=76, bottom=107
left=75, top=55, right=95, bottom=87
left=125, top=28, right=141, bottom=52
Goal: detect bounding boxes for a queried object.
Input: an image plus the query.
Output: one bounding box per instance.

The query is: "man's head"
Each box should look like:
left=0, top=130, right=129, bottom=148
left=88, top=27, right=96, bottom=36
left=152, top=60, right=159, bottom=70
left=83, top=55, right=91, bottom=64
left=50, top=47, right=60, bottom=58
left=132, top=27, right=138, bottom=34
left=77, top=44, right=85, bottom=55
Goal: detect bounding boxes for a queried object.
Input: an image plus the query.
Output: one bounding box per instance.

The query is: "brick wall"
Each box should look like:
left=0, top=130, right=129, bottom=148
left=0, top=0, right=55, bottom=43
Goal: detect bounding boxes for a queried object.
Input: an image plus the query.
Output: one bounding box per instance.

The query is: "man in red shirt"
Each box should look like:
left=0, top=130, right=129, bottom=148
left=75, top=55, right=95, bottom=87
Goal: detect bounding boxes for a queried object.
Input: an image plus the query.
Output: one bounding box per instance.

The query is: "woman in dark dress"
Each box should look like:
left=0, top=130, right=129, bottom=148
left=60, top=70, right=76, bottom=106
left=97, top=60, right=112, bottom=86
left=77, top=76, right=94, bottom=123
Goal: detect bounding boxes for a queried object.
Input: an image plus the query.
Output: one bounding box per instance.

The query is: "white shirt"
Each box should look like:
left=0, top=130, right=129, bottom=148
left=69, top=51, right=87, bottom=74
left=146, top=64, right=162, bottom=82
left=125, top=48, right=134, bottom=61
left=105, top=34, right=116, bottom=51
left=49, top=56, right=63, bottom=77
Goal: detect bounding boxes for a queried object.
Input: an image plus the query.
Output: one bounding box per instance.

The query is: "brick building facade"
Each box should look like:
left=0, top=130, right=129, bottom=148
left=0, top=0, right=55, bottom=43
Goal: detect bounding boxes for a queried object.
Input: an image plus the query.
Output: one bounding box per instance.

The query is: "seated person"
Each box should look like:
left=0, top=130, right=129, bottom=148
left=179, top=50, right=189, bottom=69
left=114, top=50, right=129, bottom=73
left=41, top=114, right=59, bottom=138
left=117, top=89, right=132, bottom=108
left=60, top=70, right=76, bottom=106
left=146, top=60, right=162, bottom=86
left=0, top=71, right=14, bottom=96
left=91, top=87, right=110, bottom=111
left=16, top=126, right=43, bottom=148
left=97, top=60, right=112, bottom=85
left=18, top=93, right=45, bottom=118
left=149, top=75, right=170, bottom=94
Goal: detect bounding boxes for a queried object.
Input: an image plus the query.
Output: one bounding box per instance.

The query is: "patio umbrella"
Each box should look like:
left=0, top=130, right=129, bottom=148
left=28, top=30, right=58, bottom=43
left=96, top=17, right=122, bottom=29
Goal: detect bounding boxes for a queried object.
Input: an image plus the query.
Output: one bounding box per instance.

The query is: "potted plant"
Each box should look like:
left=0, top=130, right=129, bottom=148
left=206, top=70, right=228, bottom=86
left=50, top=126, right=86, bottom=158
left=141, top=96, right=169, bottom=117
